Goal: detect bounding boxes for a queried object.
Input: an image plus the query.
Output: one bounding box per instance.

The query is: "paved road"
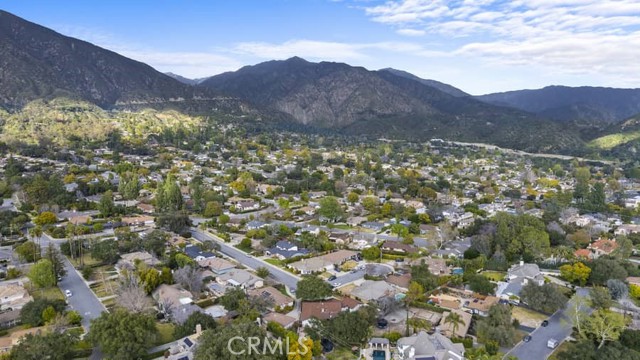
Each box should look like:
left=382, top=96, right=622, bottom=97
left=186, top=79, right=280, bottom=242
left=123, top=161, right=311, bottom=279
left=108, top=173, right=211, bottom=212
left=58, top=257, right=107, bottom=330
left=190, top=228, right=300, bottom=292
left=330, top=269, right=365, bottom=287
left=505, top=288, right=590, bottom=360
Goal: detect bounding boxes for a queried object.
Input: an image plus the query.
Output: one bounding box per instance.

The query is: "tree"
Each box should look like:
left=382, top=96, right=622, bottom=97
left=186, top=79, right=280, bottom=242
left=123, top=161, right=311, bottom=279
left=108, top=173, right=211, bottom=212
left=9, top=331, right=77, bottom=360
left=116, top=272, right=151, bottom=313
left=362, top=246, right=381, bottom=261
left=444, top=311, right=464, bottom=337
left=219, top=287, right=246, bottom=311
left=173, top=265, right=203, bottom=295
left=156, top=174, right=183, bottom=213
left=296, top=275, right=333, bottom=300
left=391, top=223, right=409, bottom=240
left=87, top=309, right=158, bottom=360
left=520, top=282, right=568, bottom=314
left=195, top=322, right=280, bottom=360
left=318, top=196, right=344, bottom=223
left=256, top=267, right=270, bottom=278
left=239, top=238, right=252, bottom=250
left=20, top=299, right=66, bottom=327
left=607, top=279, right=628, bottom=300
left=560, top=262, right=591, bottom=286
left=142, top=230, right=169, bottom=257
left=33, top=211, right=57, bottom=226
left=583, top=309, right=627, bottom=349
left=406, top=281, right=425, bottom=304
left=410, top=262, right=439, bottom=291
left=566, top=295, right=588, bottom=337
left=91, top=239, right=120, bottom=264
left=589, top=258, right=628, bottom=285
left=15, top=241, right=41, bottom=263
left=347, top=192, right=359, bottom=205
left=175, top=253, right=195, bottom=268
left=174, top=312, right=217, bottom=339
left=589, top=287, right=613, bottom=310
left=98, top=190, right=116, bottom=217
left=203, top=201, right=223, bottom=217
left=476, top=304, right=517, bottom=347
left=468, top=274, right=496, bottom=295
left=156, top=211, right=191, bottom=233
left=44, top=243, right=66, bottom=282
left=28, top=259, right=56, bottom=288
left=139, top=267, right=162, bottom=294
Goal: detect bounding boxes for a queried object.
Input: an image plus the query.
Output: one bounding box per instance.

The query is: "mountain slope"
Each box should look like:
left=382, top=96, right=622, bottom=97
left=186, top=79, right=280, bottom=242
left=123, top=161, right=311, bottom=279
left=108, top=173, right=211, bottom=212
left=379, top=68, right=469, bottom=97
left=0, top=10, right=212, bottom=109
left=200, top=57, right=584, bottom=152
left=476, top=86, right=640, bottom=128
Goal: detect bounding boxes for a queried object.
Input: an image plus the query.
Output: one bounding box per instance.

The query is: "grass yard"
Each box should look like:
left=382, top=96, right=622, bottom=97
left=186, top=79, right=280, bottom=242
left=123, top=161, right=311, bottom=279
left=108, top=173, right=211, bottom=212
left=264, top=258, right=284, bottom=267
left=69, top=254, right=102, bottom=268
left=155, top=322, right=177, bottom=346
left=90, top=279, right=118, bottom=298
left=31, top=286, right=65, bottom=301
left=482, top=271, right=506, bottom=282
left=511, top=306, right=548, bottom=328
left=326, top=348, right=359, bottom=360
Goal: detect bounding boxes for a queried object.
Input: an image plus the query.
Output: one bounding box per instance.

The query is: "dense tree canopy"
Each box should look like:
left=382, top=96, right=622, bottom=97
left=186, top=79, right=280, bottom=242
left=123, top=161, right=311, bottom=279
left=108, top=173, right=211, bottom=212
left=520, top=283, right=568, bottom=314
left=87, top=309, right=158, bottom=360
left=296, top=275, right=333, bottom=300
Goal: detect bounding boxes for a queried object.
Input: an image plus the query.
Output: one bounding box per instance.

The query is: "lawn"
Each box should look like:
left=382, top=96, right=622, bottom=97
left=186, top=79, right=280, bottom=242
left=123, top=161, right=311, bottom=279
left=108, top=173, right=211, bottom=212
left=511, top=306, right=548, bottom=328
left=31, top=286, right=65, bottom=301
left=155, top=322, right=177, bottom=346
left=69, top=254, right=102, bottom=268
left=482, top=271, right=506, bottom=282
left=326, top=348, right=359, bottom=360
left=264, top=258, right=284, bottom=267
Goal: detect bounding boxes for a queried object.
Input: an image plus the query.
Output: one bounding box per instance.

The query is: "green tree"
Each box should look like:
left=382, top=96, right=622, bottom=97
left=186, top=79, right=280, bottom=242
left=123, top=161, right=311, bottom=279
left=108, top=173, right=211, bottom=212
left=20, top=299, right=66, bottom=326
left=347, top=192, right=359, bottom=205
left=519, top=283, right=568, bottom=314
left=362, top=246, right=381, bottom=261
left=87, top=309, right=158, bottom=359
left=256, top=267, right=270, bottom=278
left=27, top=259, right=56, bottom=288
left=219, top=287, right=246, bottom=311
left=589, top=287, right=613, bottom=310
left=318, top=196, right=344, bottom=223
left=589, top=258, right=628, bottom=285
left=444, top=311, right=465, bottom=337
left=467, top=274, right=496, bottom=295
left=203, top=201, right=223, bottom=217
left=476, top=304, right=517, bottom=347
left=91, top=239, right=120, bottom=264
left=583, top=309, right=627, bottom=349
left=142, top=229, right=169, bottom=257
left=560, top=262, right=591, bottom=286
left=33, top=211, right=57, bottom=226
left=174, top=312, right=217, bottom=339
left=195, top=322, right=279, bottom=360
left=15, top=241, right=41, bottom=263
left=98, top=190, right=116, bottom=217
left=9, top=331, right=77, bottom=360
left=296, top=275, right=333, bottom=300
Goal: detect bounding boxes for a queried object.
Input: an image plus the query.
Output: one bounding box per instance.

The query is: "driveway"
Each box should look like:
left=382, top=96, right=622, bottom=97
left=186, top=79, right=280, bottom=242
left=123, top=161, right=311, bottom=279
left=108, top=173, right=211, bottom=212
left=330, top=269, right=365, bottom=287
left=504, top=288, right=591, bottom=360
left=190, top=228, right=300, bottom=292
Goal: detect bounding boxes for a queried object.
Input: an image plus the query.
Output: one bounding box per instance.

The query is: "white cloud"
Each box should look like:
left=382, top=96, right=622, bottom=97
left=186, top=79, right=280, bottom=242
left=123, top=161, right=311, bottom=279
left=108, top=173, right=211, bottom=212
left=396, top=28, right=426, bottom=36
left=356, top=0, right=640, bottom=86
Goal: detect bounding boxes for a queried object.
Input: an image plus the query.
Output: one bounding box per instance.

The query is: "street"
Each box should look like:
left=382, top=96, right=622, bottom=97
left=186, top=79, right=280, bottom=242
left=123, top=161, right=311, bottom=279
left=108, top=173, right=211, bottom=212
left=505, top=288, right=590, bottom=360
left=190, top=228, right=301, bottom=292
left=58, top=257, right=107, bottom=330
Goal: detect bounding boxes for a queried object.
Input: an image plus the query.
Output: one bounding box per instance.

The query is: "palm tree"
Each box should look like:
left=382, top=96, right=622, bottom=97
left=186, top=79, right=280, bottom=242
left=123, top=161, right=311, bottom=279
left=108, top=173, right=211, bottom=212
left=444, top=311, right=464, bottom=338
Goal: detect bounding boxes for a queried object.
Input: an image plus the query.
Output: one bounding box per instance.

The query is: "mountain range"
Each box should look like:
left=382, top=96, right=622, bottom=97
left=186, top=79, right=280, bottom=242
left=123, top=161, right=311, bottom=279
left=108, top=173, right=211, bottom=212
left=0, top=10, right=638, bottom=156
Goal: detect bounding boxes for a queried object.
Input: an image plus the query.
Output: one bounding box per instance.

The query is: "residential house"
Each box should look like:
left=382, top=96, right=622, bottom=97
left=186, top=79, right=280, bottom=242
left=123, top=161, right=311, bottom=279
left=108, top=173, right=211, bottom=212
left=362, top=222, right=385, bottom=232
left=198, top=258, right=236, bottom=275
left=0, top=327, right=45, bottom=353
left=0, top=282, right=32, bottom=311
left=429, top=294, right=462, bottom=311
left=440, top=310, right=472, bottom=338
left=246, top=220, right=268, bottom=230
left=410, top=257, right=451, bottom=276
left=587, top=238, right=619, bottom=259
left=465, top=296, right=499, bottom=317
left=434, top=238, right=471, bottom=259
left=236, top=200, right=260, bottom=212
left=496, top=262, right=544, bottom=301
left=184, top=245, right=216, bottom=262
left=380, top=241, right=417, bottom=254
left=615, top=224, right=640, bottom=236
left=120, top=215, right=155, bottom=227
left=350, top=281, right=398, bottom=303
left=397, top=331, right=465, bottom=360
left=216, top=269, right=263, bottom=289
left=153, top=284, right=194, bottom=308
left=247, top=286, right=294, bottom=309
left=117, top=251, right=160, bottom=270
left=288, top=250, right=358, bottom=274
left=266, top=240, right=310, bottom=260
left=385, top=273, right=411, bottom=291
left=300, top=298, right=360, bottom=326
left=263, top=312, right=296, bottom=329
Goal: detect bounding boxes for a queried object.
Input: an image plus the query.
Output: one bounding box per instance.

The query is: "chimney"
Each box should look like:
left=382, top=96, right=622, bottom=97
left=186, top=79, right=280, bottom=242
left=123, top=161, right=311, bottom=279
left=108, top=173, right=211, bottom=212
left=195, top=324, right=202, bottom=335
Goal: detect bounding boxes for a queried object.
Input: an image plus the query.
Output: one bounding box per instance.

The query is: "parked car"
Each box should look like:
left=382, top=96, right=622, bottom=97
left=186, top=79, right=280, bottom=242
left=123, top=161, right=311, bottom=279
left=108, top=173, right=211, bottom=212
left=523, top=335, right=532, bottom=343
left=541, top=320, right=549, bottom=327
left=65, top=290, right=72, bottom=297
left=547, top=338, right=559, bottom=349
left=376, top=318, right=388, bottom=329
left=328, top=275, right=337, bottom=281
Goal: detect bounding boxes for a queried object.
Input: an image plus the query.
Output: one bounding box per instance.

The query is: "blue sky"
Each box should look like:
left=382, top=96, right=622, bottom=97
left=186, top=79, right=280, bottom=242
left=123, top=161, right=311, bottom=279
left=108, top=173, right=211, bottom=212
left=3, top=0, right=640, bottom=94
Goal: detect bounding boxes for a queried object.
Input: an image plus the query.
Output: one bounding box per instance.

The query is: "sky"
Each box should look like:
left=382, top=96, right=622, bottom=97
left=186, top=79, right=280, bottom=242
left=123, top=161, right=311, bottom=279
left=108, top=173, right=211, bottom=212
left=3, top=0, right=640, bottom=95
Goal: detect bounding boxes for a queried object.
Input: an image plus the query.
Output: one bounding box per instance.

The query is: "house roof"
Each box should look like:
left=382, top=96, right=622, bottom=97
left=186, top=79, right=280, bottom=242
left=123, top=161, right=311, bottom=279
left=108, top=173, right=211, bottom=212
left=320, top=250, right=357, bottom=264
left=247, top=286, right=294, bottom=308
left=217, top=269, right=260, bottom=287
left=300, top=299, right=343, bottom=321
left=184, top=245, right=216, bottom=260
left=198, top=258, right=235, bottom=272
left=381, top=241, right=417, bottom=253
left=508, top=263, right=541, bottom=279
left=465, top=296, right=499, bottom=313
left=386, top=273, right=411, bottom=289
left=397, top=331, right=464, bottom=360
left=589, top=238, right=618, bottom=254
left=574, top=249, right=591, bottom=259
left=440, top=310, right=472, bottom=338
left=350, top=281, right=397, bottom=302
left=264, top=312, right=296, bottom=328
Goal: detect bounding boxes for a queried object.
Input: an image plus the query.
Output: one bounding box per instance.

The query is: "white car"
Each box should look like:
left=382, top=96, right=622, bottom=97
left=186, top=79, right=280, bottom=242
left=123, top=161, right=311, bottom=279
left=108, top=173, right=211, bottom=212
left=65, top=290, right=72, bottom=297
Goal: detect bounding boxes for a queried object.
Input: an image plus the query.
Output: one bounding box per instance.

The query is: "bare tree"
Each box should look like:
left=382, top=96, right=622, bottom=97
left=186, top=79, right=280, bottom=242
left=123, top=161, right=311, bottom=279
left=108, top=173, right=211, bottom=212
left=158, top=297, right=174, bottom=320
left=174, top=265, right=203, bottom=295
left=116, top=272, right=151, bottom=313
